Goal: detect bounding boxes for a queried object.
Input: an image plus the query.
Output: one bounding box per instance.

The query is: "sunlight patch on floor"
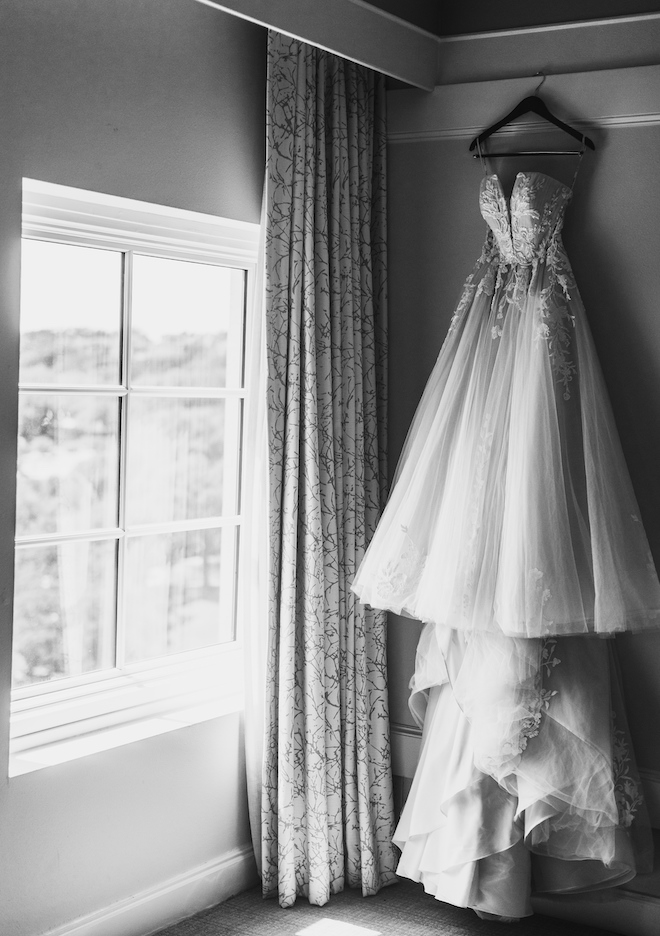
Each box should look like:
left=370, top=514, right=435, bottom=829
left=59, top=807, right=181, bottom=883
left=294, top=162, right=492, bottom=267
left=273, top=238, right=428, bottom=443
left=296, top=919, right=381, bottom=936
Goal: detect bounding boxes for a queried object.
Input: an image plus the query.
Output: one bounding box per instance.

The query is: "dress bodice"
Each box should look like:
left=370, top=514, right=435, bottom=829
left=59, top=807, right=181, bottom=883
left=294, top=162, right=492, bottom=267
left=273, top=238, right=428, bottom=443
left=479, top=172, right=572, bottom=266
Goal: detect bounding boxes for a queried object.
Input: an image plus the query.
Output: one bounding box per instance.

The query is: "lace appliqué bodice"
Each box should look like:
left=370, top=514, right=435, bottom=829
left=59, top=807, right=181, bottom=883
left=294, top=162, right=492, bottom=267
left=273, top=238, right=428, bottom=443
left=480, top=172, right=572, bottom=266
left=474, top=172, right=579, bottom=400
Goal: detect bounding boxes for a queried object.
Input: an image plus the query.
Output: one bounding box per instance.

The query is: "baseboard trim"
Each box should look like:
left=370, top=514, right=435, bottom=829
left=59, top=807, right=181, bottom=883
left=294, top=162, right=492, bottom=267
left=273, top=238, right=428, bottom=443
left=39, top=844, right=258, bottom=936
left=532, top=888, right=660, bottom=936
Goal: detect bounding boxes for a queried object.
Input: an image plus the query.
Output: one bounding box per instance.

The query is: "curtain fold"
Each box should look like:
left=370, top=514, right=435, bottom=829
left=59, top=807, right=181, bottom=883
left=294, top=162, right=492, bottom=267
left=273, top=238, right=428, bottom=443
left=242, top=178, right=269, bottom=877
left=262, top=33, right=396, bottom=908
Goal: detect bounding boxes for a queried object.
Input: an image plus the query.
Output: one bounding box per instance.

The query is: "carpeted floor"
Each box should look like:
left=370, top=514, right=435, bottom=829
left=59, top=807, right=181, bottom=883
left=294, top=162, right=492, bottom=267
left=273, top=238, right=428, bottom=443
left=155, top=878, right=617, bottom=936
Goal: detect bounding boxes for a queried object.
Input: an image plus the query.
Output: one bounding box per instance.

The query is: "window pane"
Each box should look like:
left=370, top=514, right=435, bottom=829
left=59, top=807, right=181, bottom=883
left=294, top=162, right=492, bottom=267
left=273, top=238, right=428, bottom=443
left=131, top=255, right=245, bottom=388
left=125, top=397, right=240, bottom=525
left=15, top=394, right=120, bottom=537
left=19, top=239, right=122, bottom=385
left=123, top=527, right=235, bottom=663
left=12, top=540, right=117, bottom=688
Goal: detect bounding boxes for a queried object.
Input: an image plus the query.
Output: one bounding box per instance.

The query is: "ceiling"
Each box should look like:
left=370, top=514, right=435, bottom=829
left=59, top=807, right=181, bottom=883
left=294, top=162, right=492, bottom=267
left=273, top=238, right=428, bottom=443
left=364, top=0, right=660, bottom=36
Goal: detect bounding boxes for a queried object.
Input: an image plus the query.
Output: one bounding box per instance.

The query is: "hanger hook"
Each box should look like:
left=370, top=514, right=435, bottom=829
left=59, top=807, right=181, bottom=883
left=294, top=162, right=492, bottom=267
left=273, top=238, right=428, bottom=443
left=533, top=72, right=546, bottom=96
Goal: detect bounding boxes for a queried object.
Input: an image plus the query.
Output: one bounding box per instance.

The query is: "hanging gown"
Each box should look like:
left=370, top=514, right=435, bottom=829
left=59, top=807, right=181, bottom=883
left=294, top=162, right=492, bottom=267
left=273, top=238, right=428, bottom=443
left=351, top=171, right=660, bottom=918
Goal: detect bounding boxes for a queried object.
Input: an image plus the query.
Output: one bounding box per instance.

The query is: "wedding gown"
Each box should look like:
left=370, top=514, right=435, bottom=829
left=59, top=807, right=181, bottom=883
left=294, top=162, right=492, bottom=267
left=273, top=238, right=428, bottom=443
left=352, top=171, right=660, bottom=918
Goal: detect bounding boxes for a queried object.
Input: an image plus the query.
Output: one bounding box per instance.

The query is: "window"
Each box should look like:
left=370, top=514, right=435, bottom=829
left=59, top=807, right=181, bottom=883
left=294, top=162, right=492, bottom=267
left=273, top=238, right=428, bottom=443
left=10, top=180, right=260, bottom=774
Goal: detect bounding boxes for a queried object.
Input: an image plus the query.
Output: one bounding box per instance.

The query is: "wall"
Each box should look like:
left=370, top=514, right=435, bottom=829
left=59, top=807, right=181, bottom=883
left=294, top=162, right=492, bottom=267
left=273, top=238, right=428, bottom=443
left=386, top=71, right=660, bottom=793
left=0, top=2, right=266, bottom=934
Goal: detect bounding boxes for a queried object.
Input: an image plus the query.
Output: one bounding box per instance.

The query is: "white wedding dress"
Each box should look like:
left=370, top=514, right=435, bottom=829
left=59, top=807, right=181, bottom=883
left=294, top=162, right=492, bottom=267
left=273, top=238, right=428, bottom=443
left=352, top=171, right=660, bottom=918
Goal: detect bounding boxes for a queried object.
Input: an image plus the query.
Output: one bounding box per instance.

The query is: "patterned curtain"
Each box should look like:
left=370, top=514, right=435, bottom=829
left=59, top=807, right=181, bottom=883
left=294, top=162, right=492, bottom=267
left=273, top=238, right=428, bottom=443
left=262, top=33, right=397, bottom=908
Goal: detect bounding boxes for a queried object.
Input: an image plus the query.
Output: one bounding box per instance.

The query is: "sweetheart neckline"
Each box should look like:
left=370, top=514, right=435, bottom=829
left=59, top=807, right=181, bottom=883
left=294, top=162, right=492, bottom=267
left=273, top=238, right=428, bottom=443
left=482, top=171, right=572, bottom=205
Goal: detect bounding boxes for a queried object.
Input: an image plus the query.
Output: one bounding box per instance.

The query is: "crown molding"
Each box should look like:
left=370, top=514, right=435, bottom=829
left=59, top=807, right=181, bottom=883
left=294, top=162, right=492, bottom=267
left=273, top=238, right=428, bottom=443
left=388, top=64, right=660, bottom=143
left=442, top=11, right=660, bottom=42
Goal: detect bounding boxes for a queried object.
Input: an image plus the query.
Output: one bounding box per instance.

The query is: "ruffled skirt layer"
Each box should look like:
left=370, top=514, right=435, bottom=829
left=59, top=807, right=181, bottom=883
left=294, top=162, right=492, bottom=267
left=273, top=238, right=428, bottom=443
left=395, top=626, right=652, bottom=918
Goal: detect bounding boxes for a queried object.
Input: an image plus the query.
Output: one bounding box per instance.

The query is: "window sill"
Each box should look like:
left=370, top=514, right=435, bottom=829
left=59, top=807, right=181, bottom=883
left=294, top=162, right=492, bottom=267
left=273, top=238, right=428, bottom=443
left=9, top=645, right=243, bottom=776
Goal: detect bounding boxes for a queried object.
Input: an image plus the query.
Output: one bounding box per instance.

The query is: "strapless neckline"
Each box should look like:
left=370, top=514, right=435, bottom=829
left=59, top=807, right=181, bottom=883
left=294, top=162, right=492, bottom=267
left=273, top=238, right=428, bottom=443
left=482, top=171, right=572, bottom=207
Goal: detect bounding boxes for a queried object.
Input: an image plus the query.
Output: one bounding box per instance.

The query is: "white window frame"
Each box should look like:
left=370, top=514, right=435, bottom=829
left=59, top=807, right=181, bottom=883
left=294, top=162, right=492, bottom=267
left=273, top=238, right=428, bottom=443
left=9, top=179, right=260, bottom=776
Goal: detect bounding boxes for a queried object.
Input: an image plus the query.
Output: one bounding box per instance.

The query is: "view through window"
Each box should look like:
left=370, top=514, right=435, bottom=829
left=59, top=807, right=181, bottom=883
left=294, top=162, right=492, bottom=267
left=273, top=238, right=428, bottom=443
left=13, top=213, right=247, bottom=691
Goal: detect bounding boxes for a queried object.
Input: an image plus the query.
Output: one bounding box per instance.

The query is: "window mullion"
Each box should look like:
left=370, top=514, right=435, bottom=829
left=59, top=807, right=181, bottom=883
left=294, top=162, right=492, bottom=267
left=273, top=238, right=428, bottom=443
left=18, top=384, right=128, bottom=396
left=15, top=529, right=124, bottom=548
left=115, top=249, right=134, bottom=671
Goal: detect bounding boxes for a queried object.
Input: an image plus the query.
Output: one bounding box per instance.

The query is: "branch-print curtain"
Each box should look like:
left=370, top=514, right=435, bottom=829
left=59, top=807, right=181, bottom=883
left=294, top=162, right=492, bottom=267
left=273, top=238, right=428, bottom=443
left=262, top=32, right=397, bottom=908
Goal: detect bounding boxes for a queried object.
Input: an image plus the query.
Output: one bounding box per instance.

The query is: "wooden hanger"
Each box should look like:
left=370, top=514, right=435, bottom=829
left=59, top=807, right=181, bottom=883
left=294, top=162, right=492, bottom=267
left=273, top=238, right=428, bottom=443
left=469, top=75, right=595, bottom=157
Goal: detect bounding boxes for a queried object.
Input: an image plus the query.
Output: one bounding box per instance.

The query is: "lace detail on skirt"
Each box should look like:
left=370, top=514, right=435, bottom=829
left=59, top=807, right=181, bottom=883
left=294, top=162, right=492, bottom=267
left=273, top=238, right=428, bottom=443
left=518, top=638, right=559, bottom=752
left=612, top=709, right=644, bottom=827
left=373, top=529, right=425, bottom=604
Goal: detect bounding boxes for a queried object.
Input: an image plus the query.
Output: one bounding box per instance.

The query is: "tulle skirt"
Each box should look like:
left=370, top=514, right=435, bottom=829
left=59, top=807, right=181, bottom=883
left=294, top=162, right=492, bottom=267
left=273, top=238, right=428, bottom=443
left=352, top=243, right=660, bottom=636
left=395, top=625, right=653, bottom=918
